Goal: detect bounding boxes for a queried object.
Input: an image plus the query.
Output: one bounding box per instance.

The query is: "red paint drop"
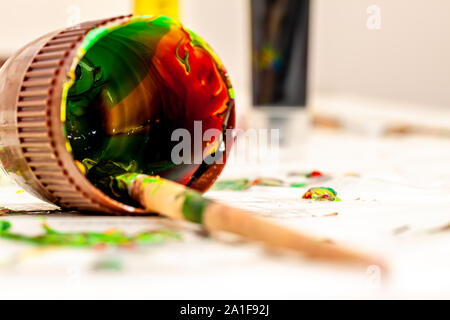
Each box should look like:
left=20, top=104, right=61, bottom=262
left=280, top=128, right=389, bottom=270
left=309, top=170, right=323, bottom=178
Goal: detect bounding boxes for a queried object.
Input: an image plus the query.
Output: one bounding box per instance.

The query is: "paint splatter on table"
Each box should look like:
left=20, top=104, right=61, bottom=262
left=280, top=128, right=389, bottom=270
left=211, top=170, right=332, bottom=191
left=301, top=187, right=341, bottom=201
left=0, top=220, right=180, bottom=248
left=0, top=129, right=450, bottom=299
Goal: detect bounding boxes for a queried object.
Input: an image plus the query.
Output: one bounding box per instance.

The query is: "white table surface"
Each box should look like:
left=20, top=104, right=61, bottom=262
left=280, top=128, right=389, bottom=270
left=1, top=128, right=449, bottom=299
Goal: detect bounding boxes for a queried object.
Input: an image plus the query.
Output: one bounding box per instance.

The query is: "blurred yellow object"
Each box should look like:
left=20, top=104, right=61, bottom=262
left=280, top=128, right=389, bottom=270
left=134, top=0, right=179, bottom=18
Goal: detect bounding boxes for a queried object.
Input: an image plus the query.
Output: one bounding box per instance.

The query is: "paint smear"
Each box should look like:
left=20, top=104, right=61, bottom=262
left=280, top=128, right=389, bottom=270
left=211, top=177, right=311, bottom=191
left=211, top=179, right=253, bottom=191
left=302, top=187, right=341, bottom=202
left=0, top=207, right=14, bottom=216
left=211, top=170, right=335, bottom=191
left=0, top=220, right=181, bottom=248
left=92, top=256, right=124, bottom=271
left=252, top=178, right=284, bottom=187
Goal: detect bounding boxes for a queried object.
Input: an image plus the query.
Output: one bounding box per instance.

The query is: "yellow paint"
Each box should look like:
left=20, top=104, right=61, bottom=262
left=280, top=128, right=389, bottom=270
left=74, top=160, right=86, bottom=175
left=101, top=73, right=160, bottom=136
left=105, top=228, right=120, bottom=235
left=134, top=0, right=179, bottom=18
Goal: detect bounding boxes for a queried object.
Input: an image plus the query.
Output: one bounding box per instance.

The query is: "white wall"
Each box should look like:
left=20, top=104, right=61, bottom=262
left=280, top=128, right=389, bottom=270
left=0, top=0, right=131, bottom=56
left=2, top=0, right=449, bottom=111
left=309, top=0, right=450, bottom=108
left=182, top=0, right=450, bottom=114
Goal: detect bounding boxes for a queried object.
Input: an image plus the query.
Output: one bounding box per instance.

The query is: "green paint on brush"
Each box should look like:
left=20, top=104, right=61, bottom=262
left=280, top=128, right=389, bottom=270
left=113, top=172, right=164, bottom=198
left=84, top=160, right=138, bottom=202
left=138, top=175, right=164, bottom=195
left=0, top=220, right=180, bottom=248
left=181, top=191, right=210, bottom=223
left=81, top=160, right=167, bottom=204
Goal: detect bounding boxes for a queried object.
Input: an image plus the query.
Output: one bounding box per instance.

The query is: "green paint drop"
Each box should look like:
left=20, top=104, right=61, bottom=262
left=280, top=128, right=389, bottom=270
left=290, top=183, right=307, bottom=188
left=93, top=257, right=124, bottom=271
left=0, top=220, right=11, bottom=232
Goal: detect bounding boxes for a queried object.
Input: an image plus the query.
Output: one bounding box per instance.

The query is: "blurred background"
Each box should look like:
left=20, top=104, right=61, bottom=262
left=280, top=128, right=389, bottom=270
left=1, top=0, right=449, bottom=139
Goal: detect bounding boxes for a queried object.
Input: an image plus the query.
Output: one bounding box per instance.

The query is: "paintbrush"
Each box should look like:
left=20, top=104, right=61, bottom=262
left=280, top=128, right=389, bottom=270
left=85, top=160, right=383, bottom=267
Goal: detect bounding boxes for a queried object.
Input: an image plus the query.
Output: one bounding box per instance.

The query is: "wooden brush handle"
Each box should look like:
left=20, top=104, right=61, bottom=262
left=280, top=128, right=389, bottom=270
left=203, top=202, right=378, bottom=265
left=130, top=175, right=382, bottom=267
